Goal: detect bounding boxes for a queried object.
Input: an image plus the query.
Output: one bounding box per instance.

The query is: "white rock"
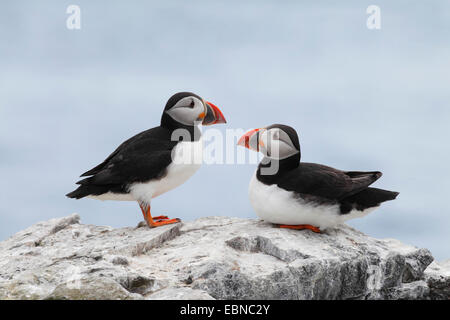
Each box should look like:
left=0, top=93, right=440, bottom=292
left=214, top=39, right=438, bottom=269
left=424, top=260, right=450, bottom=299
left=0, top=214, right=447, bottom=300
left=148, top=287, right=215, bottom=300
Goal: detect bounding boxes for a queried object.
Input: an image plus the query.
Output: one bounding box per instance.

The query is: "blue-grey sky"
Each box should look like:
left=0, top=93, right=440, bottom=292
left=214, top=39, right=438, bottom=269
left=0, top=1, right=449, bottom=260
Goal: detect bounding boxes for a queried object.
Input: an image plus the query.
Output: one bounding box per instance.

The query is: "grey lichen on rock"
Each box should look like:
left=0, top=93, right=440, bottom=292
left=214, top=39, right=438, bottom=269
left=0, top=214, right=448, bottom=300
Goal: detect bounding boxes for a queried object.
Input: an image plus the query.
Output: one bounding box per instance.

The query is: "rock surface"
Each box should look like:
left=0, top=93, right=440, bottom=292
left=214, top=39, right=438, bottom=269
left=0, top=214, right=448, bottom=300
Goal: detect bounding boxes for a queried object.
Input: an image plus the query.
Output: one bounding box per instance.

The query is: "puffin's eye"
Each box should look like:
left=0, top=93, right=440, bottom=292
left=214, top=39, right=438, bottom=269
left=188, top=100, right=195, bottom=108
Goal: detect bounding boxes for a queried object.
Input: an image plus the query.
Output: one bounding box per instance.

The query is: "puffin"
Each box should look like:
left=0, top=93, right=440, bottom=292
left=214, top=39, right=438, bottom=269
left=66, top=92, right=226, bottom=227
left=237, top=124, right=398, bottom=232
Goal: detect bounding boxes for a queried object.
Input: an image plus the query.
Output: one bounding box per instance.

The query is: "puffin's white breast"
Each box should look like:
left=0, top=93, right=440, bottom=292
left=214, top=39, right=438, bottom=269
left=248, top=171, right=376, bottom=230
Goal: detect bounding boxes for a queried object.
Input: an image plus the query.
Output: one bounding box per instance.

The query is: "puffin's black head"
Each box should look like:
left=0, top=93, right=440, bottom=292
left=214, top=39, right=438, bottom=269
left=161, top=92, right=226, bottom=128
left=237, top=124, right=301, bottom=160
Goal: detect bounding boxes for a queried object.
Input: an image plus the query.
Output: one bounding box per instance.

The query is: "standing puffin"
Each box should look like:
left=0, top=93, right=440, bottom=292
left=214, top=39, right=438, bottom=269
left=66, top=92, right=226, bottom=227
left=238, top=124, right=398, bottom=232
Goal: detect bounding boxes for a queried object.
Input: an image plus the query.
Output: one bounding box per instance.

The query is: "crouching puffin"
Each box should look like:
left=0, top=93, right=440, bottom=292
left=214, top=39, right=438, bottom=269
left=66, top=92, right=226, bottom=227
left=237, top=124, right=398, bottom=233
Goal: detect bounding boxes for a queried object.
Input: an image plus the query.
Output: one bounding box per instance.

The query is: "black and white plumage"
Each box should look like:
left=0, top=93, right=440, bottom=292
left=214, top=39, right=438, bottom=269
left=238, top=124, right=398, bottom=231
left=66, top=92, right=226, bottom=227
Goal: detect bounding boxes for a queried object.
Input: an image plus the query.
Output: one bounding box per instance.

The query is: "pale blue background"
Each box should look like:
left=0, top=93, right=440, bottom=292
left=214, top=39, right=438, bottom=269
left=1, top=1, right=449, bottom=260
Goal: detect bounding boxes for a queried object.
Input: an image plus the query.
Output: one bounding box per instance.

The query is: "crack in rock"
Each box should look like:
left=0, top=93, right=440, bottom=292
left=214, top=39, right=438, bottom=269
left=125, top=223, right=183, bottom=256
left=225, top=236, right=310, bottom=262
left=119, top=275, right=156, bottom=295
left=50, top=215, right=80, bottom=235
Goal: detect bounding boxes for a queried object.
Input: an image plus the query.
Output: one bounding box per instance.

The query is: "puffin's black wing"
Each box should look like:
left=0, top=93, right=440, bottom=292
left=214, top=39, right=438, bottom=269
left=277, top=163, right=382, bottom=201
left=80, top=127, right=165, bottom=177
left=77, top=140, right=175, bottom=185
left=66, top=127, right=178, bottom=199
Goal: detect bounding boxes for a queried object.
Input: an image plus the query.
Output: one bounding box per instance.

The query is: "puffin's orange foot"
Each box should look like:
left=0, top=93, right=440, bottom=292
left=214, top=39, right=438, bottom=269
left=147, top=218, right=181, bottom=228
left=153, top=215, right=169, bottom=220
left=279, top=224, right=321, bottom=233
left=138, top=202, right=180, bottom=228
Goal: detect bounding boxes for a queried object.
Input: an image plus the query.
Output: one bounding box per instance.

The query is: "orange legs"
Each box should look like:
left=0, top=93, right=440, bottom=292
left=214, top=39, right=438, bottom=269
left=279, top=224, right=321, bottom=233
left=138, top=202, right=180, bottom=228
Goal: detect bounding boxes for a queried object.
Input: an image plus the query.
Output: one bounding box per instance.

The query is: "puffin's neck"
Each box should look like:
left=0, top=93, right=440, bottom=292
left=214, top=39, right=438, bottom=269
left=256, top=154, right=300, bottom=184
left=160, top=113, right=201, bottom=142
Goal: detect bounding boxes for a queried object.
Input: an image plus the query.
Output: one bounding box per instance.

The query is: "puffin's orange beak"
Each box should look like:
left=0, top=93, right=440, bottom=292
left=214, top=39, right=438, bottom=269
left=237, top=128, right=262, bottom=151
left=202, top=101, right=227, bottom=126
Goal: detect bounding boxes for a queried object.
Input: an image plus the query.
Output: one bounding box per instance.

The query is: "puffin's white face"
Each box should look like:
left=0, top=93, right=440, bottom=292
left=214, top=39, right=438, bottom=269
left=260, top=128, right=299, bottom=160
left=165, top=96, right=206, bottom=126
left=239, top=127, right=299, bottom=160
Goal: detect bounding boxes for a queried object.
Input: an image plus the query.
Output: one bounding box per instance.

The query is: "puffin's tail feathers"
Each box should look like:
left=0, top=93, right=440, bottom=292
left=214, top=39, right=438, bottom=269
left=361, top=187, right=399, bottom=203
left=66, top=184, right=125, bottom=199
left=66, top=185, right=111, bottom=199
left=66, top=186, right=92, bottom=199
left=340, top=187, right=399, bottom=214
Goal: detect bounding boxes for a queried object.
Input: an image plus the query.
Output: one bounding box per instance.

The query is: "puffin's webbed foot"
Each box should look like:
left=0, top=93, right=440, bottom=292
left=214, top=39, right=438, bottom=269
left=279, top=224, right=321, bottom=233
left=139, top=202, right=181, bottom=228
left=152, top=215, right=169, bottom=221
left=148, top=218, right=181, bottom=228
